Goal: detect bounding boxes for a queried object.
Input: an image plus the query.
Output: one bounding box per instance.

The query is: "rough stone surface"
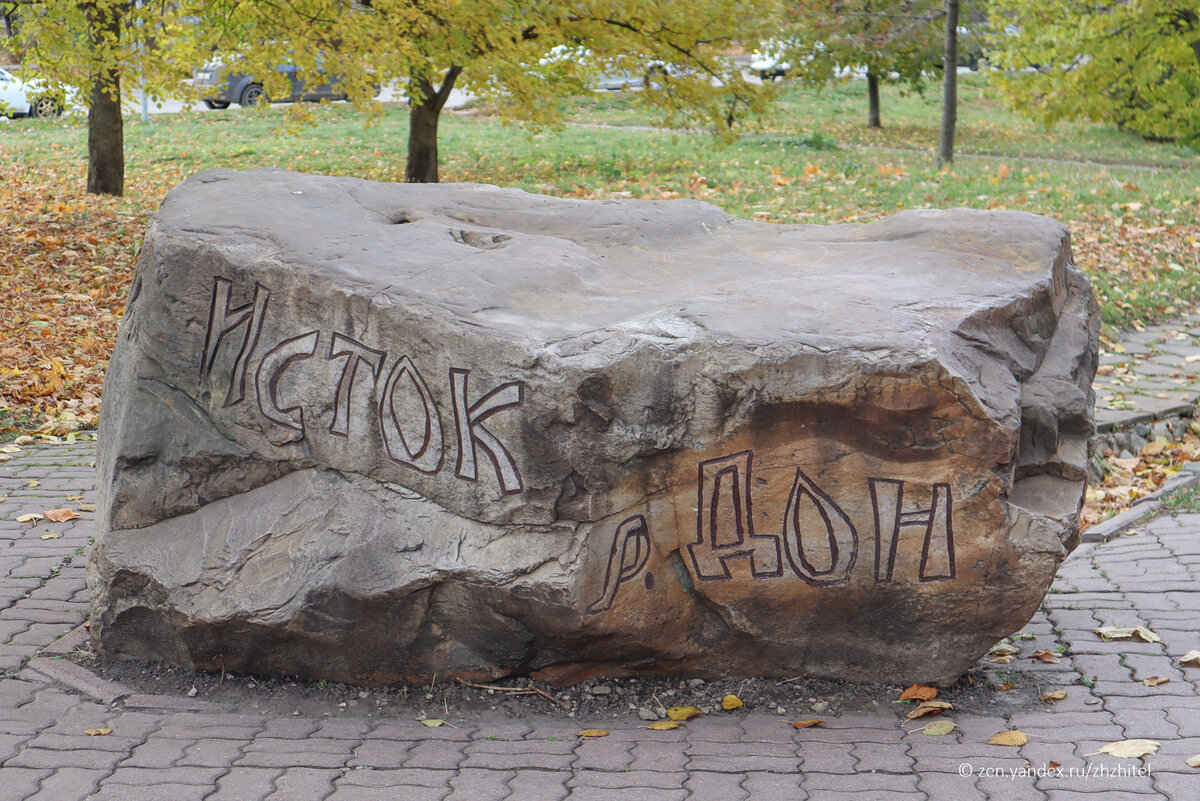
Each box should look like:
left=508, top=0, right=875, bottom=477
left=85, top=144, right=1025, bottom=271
left=89, top=168, right=1099, bottom=686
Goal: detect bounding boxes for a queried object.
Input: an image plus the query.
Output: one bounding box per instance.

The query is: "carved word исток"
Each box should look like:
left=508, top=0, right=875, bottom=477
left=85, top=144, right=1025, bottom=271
left=198, top=277, right=526, bottom=494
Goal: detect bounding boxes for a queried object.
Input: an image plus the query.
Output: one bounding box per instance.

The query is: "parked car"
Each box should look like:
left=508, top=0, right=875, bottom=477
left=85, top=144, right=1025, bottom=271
left=0, top=67, right=64, bottom=118
left=192, top=60, right=352, bottom=108
left=749, top=41, right=793, bottom=81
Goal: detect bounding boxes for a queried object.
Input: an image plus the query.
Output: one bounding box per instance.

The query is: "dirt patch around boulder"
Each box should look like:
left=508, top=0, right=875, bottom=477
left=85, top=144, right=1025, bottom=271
left=71, top=644, right=1057, bottom=729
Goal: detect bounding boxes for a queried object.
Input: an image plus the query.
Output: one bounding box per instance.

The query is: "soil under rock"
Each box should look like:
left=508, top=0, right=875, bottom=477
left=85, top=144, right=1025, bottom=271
left=71, top=645, right=1054, bottom=728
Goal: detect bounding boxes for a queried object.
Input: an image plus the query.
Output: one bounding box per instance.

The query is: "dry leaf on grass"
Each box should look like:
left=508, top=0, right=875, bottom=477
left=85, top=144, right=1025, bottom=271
left=1094, top=739, right=1160, bottom=759
left=647, top=720, right=680, bottom=731
left=720, top=694, right=744, bottom=710
left=987, top=730, right=1028, bottom=747
left=667, top=706, right=703, bottom=721
left=43, top=508, right=80, bottom=522
left=898, top=684, right=938, bottom=702
left=577, top=729, right=609, bottom=738
left=791, top=719, right=823, bottom=729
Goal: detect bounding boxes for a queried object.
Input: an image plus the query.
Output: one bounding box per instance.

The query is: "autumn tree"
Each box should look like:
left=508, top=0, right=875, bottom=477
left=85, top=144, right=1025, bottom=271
left=785, top=1, right=944, bottom=128
left=10, top=0, right=201, bottom=195
left=189, top=0, right=785, bottom=182
left=989, top=0, right=1200, bottom=145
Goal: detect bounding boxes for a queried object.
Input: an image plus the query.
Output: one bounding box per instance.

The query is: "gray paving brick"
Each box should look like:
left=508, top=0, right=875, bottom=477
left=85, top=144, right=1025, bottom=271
left=569, top=769, right=687, bottom=790
left=178, top=737, right=248, bottom=767
left=918, top=771, right=985, bottom=801
left=460, top=748, right=574, bottom=771
left=237, top=749, right=350, bottom=769
left=740, top=772, right=808, bottom=801
left=206, top=766, right=284, bottom=801
left=120, top=736, right=193, bottom=768
left=327, top=786, right=448, bottom=801
left=22, top=767, right=107, bottom=801
left=1109, top=707, right=1183, bottom=739
left=444, top=767, right=514, bottom=801
left=0, top=768, right=51, bottom=801
left=976, top=774, right=1045, bottom=801
left=336, top=767, right=455, bottom=788
left=852, top=741, right=913, bottom=772
left=264, top=767, right=341, bottom=801
left=90, top=782, right=215, bottom=801
left=573, top=737, right=633, bottom=771
left=684, top=770, right=750, bottom=801
left=627, top=739, right=689, bottom=772
left=505, top=768, right=569, bottom=801
left=796, top=740, right=857, bottom=772
left=6, top=745, right=126, bottom=771
left=561, top=788, right=687, bottom=801
left=103, top=765, right=226, bottom=786
left=350, top=739, right=416, bottom=769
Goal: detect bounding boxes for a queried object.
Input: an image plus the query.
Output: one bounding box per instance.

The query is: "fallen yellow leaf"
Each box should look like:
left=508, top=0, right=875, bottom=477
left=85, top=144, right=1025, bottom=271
left=1031, top=649, right=1063, bottom=664
left=1187, top=753, right=1200, bottom=768
left=791, top=719, right=824, bottom=729
left=906, top=701, right=952, bottom=720
left=720, top=694, right=743, bottom=710
left=1142, top=676, right=1170, bottom=687
left=84, top=728, right=113, bottom=736
left=1040, top=691, right=1067, bottom=703
left=16, top=513, right=43, bottom=523
left=667, top=706, right=703, bottom=721
left=40, top=533, right=60, bottom=540
left=647, top=720, right=680, bottom=731
left=26, top=480, right=40, bottom=488
left=1096, top=739, right=1160, bottom=759
left=44, top=508, right=80, bottom=523
left=898, top=684, right=938, bottom=702
left=1094, top=625, right=1161, bottom=643
left=988, top=730, right=1028, bottom=747
left=78, top=503, right=96, bottom=512
left=1180, top=650, right=1200, bottom=666
left=420, top=719, right=444, bottom=728
left=921, top=720, right=957, bottom=736
left=577, top=729, right=609, bottom=738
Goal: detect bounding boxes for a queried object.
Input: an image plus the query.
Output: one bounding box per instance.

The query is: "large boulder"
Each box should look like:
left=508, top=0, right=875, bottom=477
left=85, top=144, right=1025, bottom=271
left=90, top=168, right=1098, bottom=686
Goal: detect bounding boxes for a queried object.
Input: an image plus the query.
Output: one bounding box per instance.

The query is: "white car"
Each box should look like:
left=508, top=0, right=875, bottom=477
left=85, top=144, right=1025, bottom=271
left=0, top=67, right=65, bottom=118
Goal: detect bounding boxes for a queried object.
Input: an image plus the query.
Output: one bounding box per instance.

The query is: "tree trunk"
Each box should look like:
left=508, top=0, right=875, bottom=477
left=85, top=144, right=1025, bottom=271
left=405, top=66, right=463, bottom=183
left=84, top=1, right=124, bottom=196
left=938, top=0, right=960, bottom=166
left=867, top=71, right=881, bottom=128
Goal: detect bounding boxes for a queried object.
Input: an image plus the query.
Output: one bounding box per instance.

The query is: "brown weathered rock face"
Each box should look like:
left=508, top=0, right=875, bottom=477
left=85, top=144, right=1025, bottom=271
left=89, top=168, right=1098, bottom=686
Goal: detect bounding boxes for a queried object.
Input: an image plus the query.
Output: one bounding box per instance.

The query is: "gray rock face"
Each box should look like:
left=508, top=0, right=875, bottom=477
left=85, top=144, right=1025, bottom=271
left=90, top=168, right=1098, bottom=686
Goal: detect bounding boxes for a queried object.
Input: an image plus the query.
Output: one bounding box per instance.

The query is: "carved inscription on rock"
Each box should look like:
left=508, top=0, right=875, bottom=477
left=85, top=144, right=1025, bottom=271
left=591, top=451, right=957, bottom=613
left=199, top=277, right=525, bottom=494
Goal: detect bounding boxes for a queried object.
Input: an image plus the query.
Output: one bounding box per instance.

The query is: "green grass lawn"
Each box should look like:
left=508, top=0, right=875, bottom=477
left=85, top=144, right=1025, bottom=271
left=3, top=70, right=1198, bottom=337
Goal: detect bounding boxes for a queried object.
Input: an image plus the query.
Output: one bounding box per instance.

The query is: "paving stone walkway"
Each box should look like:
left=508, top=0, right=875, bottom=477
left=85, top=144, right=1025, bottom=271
left=1094, top=306, right=1200, bottom=432
left=2, top=314, right=1200, bottom=800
